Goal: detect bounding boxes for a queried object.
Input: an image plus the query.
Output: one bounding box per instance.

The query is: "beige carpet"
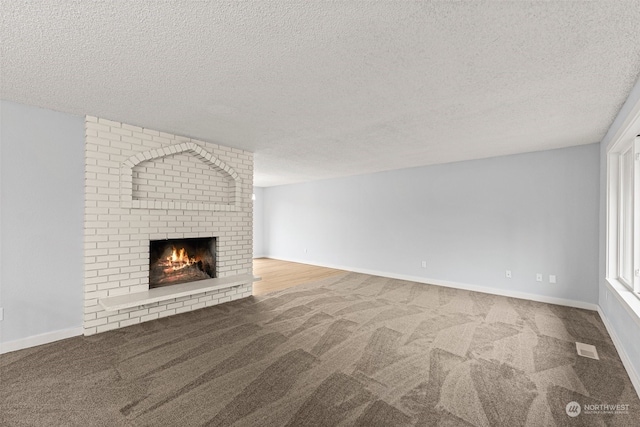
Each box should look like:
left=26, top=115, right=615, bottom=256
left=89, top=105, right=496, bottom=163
left=1, top=272, right=639, bottom=426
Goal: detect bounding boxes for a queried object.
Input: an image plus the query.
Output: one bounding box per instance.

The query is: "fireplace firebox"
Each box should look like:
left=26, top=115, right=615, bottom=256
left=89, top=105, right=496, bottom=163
left=149, top=237, right=216, bottom=289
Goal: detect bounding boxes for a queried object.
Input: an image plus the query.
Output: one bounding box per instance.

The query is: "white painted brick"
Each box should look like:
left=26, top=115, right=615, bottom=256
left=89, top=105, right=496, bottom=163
left=84, top=117, right=253, bottom=334
left=87, top=123, right=110, bottom=133
left=122, top=123, right=143, bottom=132
left=190, top=302, right=205, bottom=311
left=120, top=266, right=141, bottom=274
left=96, top=142, right=123, bottom=154
left=108, top=313, right=130, bottom=323
left=129, top=284, right=148, bottom=293
left=97, top=281, right=121, bottom=291
left=97, top=311, right=113, bottom=320
left=109, top=248, right=131, bottom=255
left=175, top=306, right=193, bottom=314
left=161, top=301, right=182, bottom=311
left=97, top=323, right=120, bottom=333
left=158, top=309, right=177, bottom=318
left=129, top=308, right=149, bottom=318
left=108, top=273, right=130, bottom=282
left=107, top=287, right=131, bottom=297
left=111, top=127, right=132, bottom=137
left=153, top=135, right=172, bottom=144
left=98, top=118, right=121, bottom=127
left=108, top=260, right=130, bottom=268
left=146, top=305, right=165, bottom=314
left=85, top=276, right=108, bottom=286
left=120, top=318, right=141, bottom=328
left=85, top=317, right=108, bottom=328
left=140, top=313, right=159, bottom=323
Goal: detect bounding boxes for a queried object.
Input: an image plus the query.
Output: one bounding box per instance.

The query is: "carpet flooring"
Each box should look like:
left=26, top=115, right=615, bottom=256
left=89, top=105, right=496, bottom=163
left=1, top=272, right=639, bottom=426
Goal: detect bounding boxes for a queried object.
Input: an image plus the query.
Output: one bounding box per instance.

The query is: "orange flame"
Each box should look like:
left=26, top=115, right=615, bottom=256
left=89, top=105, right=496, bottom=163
left=164, top=246, right=196, bottom=272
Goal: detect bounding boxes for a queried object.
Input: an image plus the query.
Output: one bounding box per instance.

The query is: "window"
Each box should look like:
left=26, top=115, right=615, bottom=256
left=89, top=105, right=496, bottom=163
left=607, top=135, right=639, bottom=297
left=619, top=144, right=634, bottom=286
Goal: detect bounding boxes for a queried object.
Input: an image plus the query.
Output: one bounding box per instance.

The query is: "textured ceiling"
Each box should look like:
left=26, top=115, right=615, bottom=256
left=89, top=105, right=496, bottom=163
left=2, top=1, right=640, bottom=186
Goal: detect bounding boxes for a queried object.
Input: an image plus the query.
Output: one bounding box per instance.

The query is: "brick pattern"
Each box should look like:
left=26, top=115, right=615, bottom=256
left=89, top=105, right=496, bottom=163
left=121, top=141, right=242, bottom=211
left=132, top=153, right=232, bottom=204
left=83, top=117, right=253, bottom=335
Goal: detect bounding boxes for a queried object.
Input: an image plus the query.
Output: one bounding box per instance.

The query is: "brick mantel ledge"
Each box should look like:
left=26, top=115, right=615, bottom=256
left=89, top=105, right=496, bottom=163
left=99, top=274, right=261, bottom=311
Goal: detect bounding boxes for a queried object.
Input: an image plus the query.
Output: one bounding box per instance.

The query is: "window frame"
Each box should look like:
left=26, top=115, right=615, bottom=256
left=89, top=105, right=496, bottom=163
left=617, top=143, right=634, bottom=288
left=607, top=134, right=639, bottom=297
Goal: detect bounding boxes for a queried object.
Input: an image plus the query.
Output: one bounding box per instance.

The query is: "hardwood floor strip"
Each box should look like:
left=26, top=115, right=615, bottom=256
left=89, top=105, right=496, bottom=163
left=252, top=258, right=346, bottom=295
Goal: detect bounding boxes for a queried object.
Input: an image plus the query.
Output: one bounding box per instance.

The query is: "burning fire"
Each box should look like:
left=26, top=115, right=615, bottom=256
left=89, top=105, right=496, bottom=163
left=163, top=246, right=196, bottom=272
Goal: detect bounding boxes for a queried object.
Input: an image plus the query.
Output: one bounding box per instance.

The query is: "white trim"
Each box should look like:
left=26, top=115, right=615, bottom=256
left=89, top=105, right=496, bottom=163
left=634, top=137, right=640, bottom=294
left=604, top=278, right=640, bottom=330
left=602, top=77, right=640, bottom=151
left=0, top=327, right=83, bottom=354
left=267, top=256, right=598, bottom=311
left=597, top=306, right=640, bottom=400
left=603, top=84, right=640, bottom=370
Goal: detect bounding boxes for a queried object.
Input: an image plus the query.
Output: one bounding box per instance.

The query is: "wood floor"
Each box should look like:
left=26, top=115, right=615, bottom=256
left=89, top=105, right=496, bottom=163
left=252, top=258, right=346, bottom=295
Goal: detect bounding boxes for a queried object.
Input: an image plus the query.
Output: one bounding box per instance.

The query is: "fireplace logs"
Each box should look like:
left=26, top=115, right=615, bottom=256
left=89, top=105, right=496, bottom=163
left=149, top=238, right=216, bottom=288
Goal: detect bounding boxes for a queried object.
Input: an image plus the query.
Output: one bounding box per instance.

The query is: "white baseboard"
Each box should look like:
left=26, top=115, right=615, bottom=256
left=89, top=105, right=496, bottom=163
left=0, top=327, right=83, bottom=354
left=267, top=256, right=599, bottom=311
left=597, top=307, right=640, bottom=400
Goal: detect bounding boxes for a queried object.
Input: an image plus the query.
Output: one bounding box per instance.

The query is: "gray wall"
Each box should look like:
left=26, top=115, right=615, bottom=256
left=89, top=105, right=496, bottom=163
left=0, top=100, right=84, bottom=344
left=598, top=76, right=640, bottom=384
left=253, top=186, right=265, bottom=258
left=263, top=143, right=601, bottom=304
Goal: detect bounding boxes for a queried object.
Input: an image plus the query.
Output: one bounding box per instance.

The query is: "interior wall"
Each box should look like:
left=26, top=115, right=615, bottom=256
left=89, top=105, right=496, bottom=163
left=0, top=100, right=85, bottom=345
left=253, top=186, right=265, bottom=258
left=263, top=143, right=600, bottom=305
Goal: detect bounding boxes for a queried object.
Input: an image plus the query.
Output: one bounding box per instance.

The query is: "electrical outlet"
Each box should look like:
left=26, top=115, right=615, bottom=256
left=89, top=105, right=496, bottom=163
left=421, top=261, right=427, bottom=268
left=505, top=270, right=512, bottom=278
left=536, top=273, right=543, bottom=282
left=549, top=275, right=557, bottom=284
left=0, top=307, right=3, bottom=321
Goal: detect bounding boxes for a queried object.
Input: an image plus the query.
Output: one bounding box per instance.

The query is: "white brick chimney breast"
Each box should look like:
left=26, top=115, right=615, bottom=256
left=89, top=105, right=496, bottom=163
left=83, top=117, right=254, bottom=335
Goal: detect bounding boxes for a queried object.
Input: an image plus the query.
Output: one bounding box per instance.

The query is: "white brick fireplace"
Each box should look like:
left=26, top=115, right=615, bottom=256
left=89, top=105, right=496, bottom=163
left=83, top=117, right=254, bottom=335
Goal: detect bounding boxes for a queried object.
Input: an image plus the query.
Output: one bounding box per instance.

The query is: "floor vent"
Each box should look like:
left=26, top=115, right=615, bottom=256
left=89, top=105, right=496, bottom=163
left=576, top=342, right=599, bottom=360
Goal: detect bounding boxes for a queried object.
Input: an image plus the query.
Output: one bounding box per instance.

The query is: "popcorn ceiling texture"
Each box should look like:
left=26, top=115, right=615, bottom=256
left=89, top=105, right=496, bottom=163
left=83, top=117, right=253, bottom=335
left=2, top=2, right=640, bottom=186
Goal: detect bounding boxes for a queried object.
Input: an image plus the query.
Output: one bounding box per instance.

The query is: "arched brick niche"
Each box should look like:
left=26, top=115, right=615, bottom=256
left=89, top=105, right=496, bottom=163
left=120, top=142, right=241, bottom=211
